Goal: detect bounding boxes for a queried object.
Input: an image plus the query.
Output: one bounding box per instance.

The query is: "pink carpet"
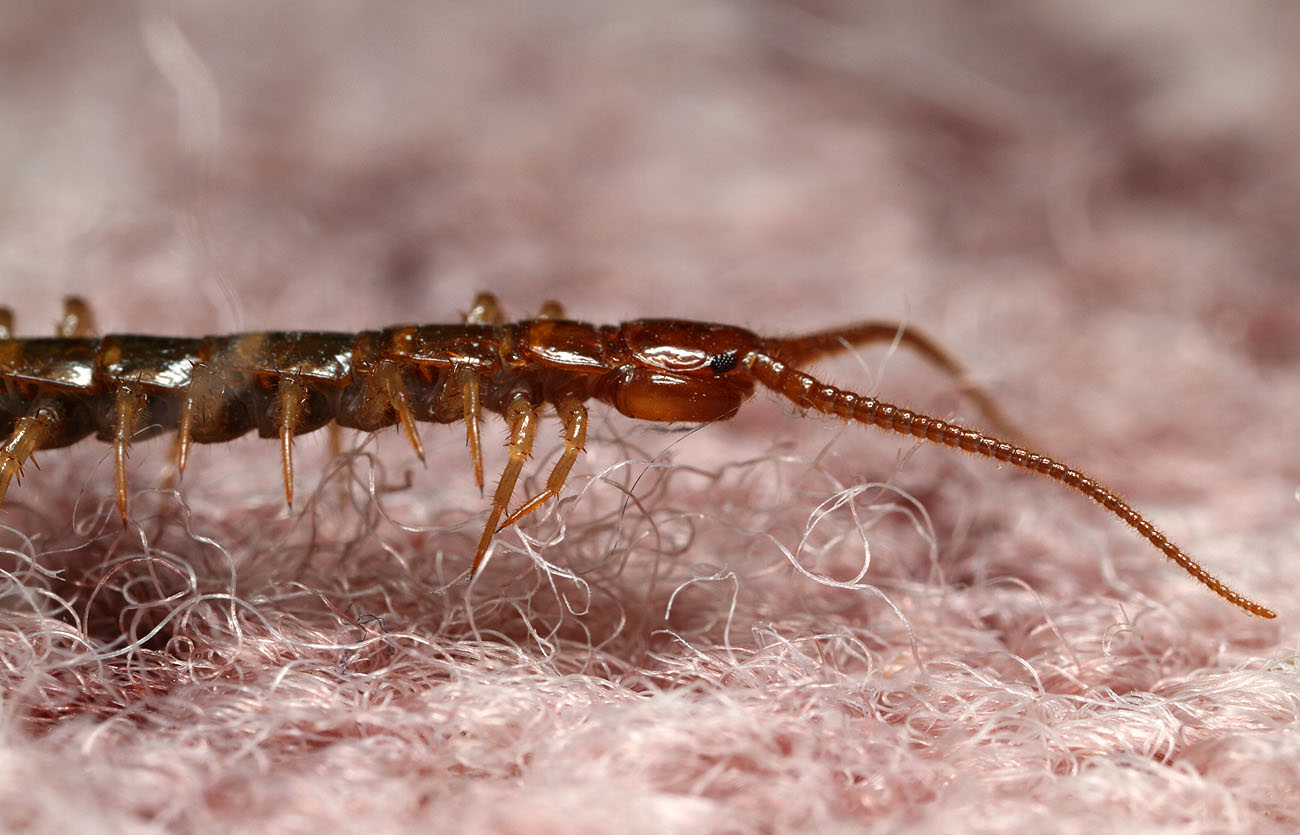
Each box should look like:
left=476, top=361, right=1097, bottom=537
left=2, top=3, right=1298, bottom=832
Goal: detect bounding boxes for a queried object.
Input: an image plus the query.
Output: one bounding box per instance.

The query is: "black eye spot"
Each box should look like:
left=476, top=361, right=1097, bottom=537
left=709, top=352, right=738, bottom=374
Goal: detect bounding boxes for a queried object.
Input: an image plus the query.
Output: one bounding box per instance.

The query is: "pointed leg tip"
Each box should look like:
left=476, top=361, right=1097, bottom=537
left=468, top=550, right=489, bottom=582
left=0, top=458, right=23, bottom=505
left=400, top=419, right=425, bottom=464
left=470, top=519, right=501, bottom=579
left=280, top=447, right=295, bottom=509
left=115, top=478, right=130, bottom=525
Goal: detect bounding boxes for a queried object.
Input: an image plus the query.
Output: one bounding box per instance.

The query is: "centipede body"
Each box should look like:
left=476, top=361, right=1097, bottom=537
left=0, top=294, right=1274, bottom=619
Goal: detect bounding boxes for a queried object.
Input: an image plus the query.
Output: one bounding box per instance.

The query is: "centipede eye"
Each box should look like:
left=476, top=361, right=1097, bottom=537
left=709, top=352, right=738, bottom=374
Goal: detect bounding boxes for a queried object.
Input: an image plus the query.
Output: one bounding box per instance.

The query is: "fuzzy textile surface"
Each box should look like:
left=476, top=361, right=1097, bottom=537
left=2, top=2, right=1299, bottom=833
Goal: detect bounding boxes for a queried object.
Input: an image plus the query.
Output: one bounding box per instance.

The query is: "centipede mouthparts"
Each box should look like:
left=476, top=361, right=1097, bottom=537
left=0, top=294, right=1274, bottom=618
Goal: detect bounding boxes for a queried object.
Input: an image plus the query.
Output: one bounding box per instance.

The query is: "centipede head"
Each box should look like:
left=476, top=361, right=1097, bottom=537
left=610, top=320, right=763, bottom=423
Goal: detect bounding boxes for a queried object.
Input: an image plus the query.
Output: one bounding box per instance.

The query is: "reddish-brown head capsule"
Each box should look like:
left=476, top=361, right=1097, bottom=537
left=619, top=320, right=761, bottom=375
left=604, top=320, right=760, bottom=422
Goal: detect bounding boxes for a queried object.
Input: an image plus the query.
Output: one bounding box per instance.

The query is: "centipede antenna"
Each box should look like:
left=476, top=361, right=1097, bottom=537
left=769, top=321, right=1021, bottom=441
left=748, top=351, right=1275, bottom=619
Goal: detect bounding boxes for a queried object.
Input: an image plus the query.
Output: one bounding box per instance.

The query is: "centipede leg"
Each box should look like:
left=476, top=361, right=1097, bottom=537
left=458, top=367, right=485, bottom=492
left=537, top=300, right=565, bottom=319
left=0, top=399, right=60, bottom=506
left=58, top=296, right=96, bottom=338
left=0, top=308, right=13, bottom=339
left=500, top=395, right=586, bottom=529
left=457, top=296, right=500, bottom=489
left=112, top=383, right=147, bottom=522
left=470, top=392, right=538, bottom=577
left=177, top=363, right=223, bottom=474
left=276, top=376, right=307, bottom=507
left=464, top=292, right=505, bottom=325
left=375, top=361, right=424, bottom=461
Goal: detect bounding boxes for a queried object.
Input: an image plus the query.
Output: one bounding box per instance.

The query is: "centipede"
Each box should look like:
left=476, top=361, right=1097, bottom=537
left=0, top=293, right=1274, bottom=618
